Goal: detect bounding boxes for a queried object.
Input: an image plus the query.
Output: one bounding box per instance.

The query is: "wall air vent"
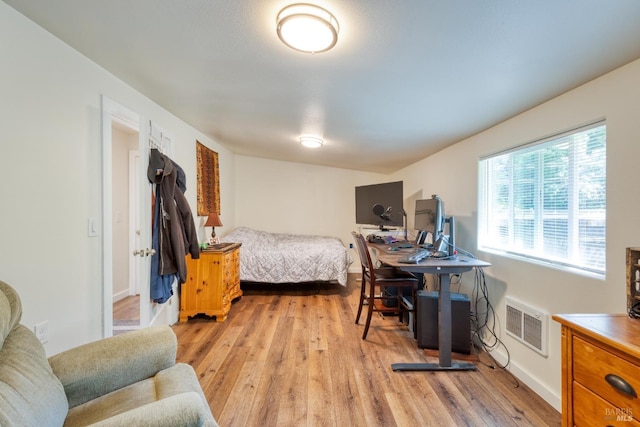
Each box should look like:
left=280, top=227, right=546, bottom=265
left=505, top=297, right=548, bottom=357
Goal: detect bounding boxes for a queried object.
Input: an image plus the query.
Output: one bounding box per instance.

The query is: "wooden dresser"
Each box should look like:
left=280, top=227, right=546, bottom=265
left=553, top=314, right=640, bottom=426
left=180, top=243, right=242, bottom=322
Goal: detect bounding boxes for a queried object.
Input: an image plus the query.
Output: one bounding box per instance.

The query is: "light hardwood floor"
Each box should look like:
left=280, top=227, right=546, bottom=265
left=171, top=274, right=560, bottom=427
left=113, top=295, right=140, bottom=323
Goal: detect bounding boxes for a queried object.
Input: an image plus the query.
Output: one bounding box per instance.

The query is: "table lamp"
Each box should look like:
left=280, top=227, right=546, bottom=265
left=205, top=213, right=223, bottom=244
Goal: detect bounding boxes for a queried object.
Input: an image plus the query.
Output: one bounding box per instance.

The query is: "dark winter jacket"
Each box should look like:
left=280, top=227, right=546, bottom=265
left=148, top=149, right=199, bottom=284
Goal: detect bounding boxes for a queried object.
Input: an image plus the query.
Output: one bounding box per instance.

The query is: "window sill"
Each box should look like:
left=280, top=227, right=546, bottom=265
left=478, top=247, right=606, bottom=281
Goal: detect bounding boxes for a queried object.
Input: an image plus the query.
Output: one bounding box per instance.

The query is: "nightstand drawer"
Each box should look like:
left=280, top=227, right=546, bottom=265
left=573, top=381, right=639, bottom=426
left=573, top=336, right=640, bottom=415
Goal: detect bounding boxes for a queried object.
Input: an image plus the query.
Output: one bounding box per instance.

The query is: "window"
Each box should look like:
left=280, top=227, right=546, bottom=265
left=478, top=122, right=606, bottom=276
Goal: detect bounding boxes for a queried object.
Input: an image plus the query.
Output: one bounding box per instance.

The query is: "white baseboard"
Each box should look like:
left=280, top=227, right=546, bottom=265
left=488, top=348, right=561, bottom=412
left=112, top=289, right=129, bottom=303
left=149, top=294, right=179, bottom=327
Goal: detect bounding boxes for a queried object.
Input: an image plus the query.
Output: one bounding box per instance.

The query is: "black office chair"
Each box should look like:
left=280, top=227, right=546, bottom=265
left=352, top=232, right=419, bottom=340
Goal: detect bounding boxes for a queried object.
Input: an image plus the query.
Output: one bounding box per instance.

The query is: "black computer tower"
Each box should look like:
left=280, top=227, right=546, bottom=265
left=416, top=290, right=471, bottom=354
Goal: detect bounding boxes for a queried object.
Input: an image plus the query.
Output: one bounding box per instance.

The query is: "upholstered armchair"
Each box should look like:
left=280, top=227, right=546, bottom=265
left=0, top=280, right=217, bottom=426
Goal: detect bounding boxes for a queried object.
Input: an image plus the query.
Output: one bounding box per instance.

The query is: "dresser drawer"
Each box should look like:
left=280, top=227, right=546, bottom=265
left=573, top=381, right=639, bottom=426
left=573, top=336, right=640, bottom=416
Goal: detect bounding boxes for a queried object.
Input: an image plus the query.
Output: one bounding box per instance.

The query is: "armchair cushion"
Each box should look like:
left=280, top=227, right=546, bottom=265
left=81, top=392, right=210, bottom=427
left=64, top=363, right=213, bottom=427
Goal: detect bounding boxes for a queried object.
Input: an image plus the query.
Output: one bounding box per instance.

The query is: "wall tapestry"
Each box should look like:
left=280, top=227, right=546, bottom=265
left=196, top=141, right=220, bottom=216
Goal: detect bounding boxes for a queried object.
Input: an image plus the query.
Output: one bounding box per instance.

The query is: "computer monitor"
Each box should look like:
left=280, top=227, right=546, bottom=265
left=355, top=181, right=404, bottom=231
left=415, top=195, right=456, bottom=257
left=414, top=196, right=444, bottom=240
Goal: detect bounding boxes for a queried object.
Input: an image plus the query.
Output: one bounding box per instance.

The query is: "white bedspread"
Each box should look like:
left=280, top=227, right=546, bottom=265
left=220, top=227, right=353, bottom=286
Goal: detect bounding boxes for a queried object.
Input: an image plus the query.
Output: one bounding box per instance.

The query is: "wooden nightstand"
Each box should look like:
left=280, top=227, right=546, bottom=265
left=553, top=313, right=640, bottom=426
left=180, top=243, right=242, bottom=322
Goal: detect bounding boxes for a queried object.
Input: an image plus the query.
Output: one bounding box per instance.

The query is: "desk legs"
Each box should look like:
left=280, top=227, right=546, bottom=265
left=392, top=273, right=476, bottom=372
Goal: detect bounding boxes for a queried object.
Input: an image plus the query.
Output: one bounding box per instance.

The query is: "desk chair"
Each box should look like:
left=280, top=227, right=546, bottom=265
left=352, top=232, right=419, bottom=340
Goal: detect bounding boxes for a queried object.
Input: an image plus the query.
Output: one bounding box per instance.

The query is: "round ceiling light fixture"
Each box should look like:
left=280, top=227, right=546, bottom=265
left=277, top=3, right=339, bottom=53
left=300, top=135, right=324, bottom=148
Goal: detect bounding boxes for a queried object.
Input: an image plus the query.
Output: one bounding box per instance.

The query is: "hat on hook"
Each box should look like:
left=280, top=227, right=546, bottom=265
left=147, top=148, right=165, bottom=184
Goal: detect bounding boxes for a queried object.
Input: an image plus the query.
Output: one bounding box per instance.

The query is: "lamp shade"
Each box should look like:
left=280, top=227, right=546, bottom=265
left=205, top=213, right=223, bottom=227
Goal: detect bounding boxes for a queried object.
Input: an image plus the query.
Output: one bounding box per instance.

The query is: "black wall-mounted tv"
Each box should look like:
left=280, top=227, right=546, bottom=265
left=355, top=181, right=404, bottom=230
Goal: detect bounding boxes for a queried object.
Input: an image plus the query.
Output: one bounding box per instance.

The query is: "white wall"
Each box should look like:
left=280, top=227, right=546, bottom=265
left=0, top=3, right=235, bottom=355
left=232, top=155, right=389, bottom=269
left=390, top=58, right=640, bottom=410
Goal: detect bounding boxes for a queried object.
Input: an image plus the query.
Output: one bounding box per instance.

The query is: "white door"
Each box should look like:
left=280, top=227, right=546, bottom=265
left=128, top=150, right=141, bottom=296
left=146, top=121, right=177, bottom=326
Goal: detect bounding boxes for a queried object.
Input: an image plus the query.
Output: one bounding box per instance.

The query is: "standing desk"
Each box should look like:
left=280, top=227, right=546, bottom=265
left=374, top=248, right=490, bottom=371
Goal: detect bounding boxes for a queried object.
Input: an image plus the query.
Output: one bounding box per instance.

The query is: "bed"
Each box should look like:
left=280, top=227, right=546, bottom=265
left=219, top=227, right=353, bottom=286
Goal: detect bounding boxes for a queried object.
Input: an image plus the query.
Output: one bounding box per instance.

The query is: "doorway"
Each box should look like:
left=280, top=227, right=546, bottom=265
left=111, top=121, right=141, bottom=333
left=102, top=97, right=179, bottom=337
left=102, top=96, right=153, bottom=338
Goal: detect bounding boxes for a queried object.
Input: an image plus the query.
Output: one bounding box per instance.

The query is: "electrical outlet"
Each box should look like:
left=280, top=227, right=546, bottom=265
left=34, top=321, right=49, bottom=344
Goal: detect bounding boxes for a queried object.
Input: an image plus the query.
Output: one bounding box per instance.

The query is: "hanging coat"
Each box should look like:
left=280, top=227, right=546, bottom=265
left=148, top=149, right=200, bottom=303
left=150, top=188, right=176, bottom=303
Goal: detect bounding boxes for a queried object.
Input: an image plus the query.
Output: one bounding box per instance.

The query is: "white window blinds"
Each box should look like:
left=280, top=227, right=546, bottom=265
left=478, top=121, right=606, bottom=276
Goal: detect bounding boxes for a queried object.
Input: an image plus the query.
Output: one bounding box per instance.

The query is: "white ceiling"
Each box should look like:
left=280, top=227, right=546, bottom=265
left=5, top=0, right=640, bottom=173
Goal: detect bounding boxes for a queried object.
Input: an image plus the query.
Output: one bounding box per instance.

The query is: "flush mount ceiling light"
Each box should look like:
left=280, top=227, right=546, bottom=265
left=300, top=135, right=323, bottom=148
left=277, top=3, right=339, bottom=53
